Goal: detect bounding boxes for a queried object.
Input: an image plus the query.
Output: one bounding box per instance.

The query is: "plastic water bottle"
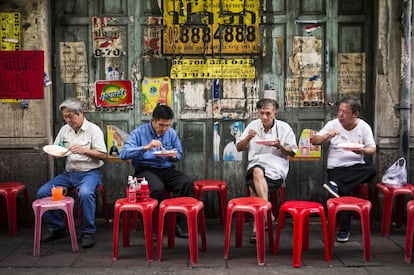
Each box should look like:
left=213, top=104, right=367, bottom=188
left=128, top=176, right=136, bottom=203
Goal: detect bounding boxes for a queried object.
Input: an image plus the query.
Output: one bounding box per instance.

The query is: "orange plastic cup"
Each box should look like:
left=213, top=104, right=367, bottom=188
left=52, top=186, right=67, bottom=201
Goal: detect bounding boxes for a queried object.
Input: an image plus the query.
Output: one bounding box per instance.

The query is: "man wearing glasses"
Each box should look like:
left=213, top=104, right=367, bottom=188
left=120, top=104, right=193, bottom=238
left=236, top=98, right=298, bottom=243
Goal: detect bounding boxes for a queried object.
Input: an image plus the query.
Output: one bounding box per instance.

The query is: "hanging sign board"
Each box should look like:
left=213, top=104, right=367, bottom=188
left=162, top=0, right=260, bottom=55
left=95, top=80, right=133, bottom=107
left=170, top=58, right=256, bottom=79
left=0, top=50, right=44, bottom=99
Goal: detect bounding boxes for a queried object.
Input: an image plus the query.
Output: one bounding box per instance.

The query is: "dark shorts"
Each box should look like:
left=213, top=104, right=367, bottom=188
left=246, top=165, right=284, bottom=194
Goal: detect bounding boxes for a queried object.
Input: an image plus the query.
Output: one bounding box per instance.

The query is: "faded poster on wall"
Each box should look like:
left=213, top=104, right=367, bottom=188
left=285, top=78, right=300, bottom=108
left=143, top=17, right=161, bottom=57
left=75, top=83, right=95, bottom=112
left=59, top=42, right=88, bottom=83
left=92, top=16, right=122, bottom=58
left=301, top=76, right=324, bottom=107
left=223, top=121, right=243, bottom=161
left=338, top=53, right=366, bottom=94
left=289, top=36, right=322, bottom=77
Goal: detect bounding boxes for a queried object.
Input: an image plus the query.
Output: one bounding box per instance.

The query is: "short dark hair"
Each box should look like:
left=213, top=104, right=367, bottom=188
left=256, top=98, right=279, bottom=110
left=340, top=95, right=361, bottom=114
left=152, top=104, right=174, bottom=120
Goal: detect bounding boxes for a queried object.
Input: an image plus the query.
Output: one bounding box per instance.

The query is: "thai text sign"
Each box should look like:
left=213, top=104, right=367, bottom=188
left=0, top=50, right=44, bottom=99
left=0, top=12, right=20, bottom=50
left=163, top=0, right=259, bottom=55
left=170, top=58, right=255, bottom=79
left=95, top=80, right=133, bottom=107
left=338, top=53, right=366, bottom=94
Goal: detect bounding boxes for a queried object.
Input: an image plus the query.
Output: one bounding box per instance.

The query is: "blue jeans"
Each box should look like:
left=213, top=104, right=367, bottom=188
left=37, top=169, right=102, bottom=234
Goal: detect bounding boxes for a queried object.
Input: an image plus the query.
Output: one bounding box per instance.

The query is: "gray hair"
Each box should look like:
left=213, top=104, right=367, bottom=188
left=59, top=97, right=83, bottom=114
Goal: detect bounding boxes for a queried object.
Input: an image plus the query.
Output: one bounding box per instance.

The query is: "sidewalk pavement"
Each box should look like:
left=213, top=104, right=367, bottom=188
left=0, top=217, right=412, bottom=275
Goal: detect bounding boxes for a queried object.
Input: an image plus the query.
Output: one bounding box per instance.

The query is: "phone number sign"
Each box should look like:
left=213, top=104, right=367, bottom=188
left=170, top=58, right=256, bottom=79
left=162, top=0, right=259, bottom=55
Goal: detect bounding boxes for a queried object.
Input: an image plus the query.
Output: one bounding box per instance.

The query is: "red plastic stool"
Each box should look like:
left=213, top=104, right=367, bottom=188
left=32, top=196, right=78, bottom=256
left=327, top=196, right=371, bottom=262
left=405, top=200, right=414, bottom=263
left=72, top=182, right=110, bottom=228
left=157, top=197, right=206, bottom=265
left=373, top=182, right=414, bottom=237
left=273, top=201, right=330, bottom=268
left=223, top=197, right=274, bottom=266
left=193, top=179, right=227, bottom=225
left=112, top=197, right=158, bottom=261
left=246, top=186, right=285, bottom=222
left=0, top=181, right=32, bottom=237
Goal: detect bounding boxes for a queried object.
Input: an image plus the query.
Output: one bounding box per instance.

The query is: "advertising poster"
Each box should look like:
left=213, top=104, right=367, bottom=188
left=290, top=129, right=321, bottom=161
left=95, top=80, right=133, bottom=107
left=107, top=125, right=124, bottom=159
left=141, top=77, right=172, bottom=115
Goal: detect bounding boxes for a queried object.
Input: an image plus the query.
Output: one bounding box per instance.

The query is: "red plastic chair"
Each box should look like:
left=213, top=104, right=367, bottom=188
left=405, top=200, right=414, bottom=263
left=273, top=201, right=330, bottom=268
left=246, top=186, right=285, bottom=222
left=112, top=197, right=158, bottom=261
left=193, top=179, right=227, bottom=225
left=72, top=182, right=110, bottom=228
left=0, top=181, right=32, bottom=237
left=32, top=196, right=78, bottom=256
left=223, top=197, right=274, bottom=266
left=327, top=196, right=372, bottom=262
left=157, top=197, right=206, bottom=265
left=373, top=182, right=414, bottom=237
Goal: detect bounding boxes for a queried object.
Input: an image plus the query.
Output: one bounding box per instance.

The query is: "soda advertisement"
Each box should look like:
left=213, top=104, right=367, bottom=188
left=95, top=80, right=133, bottom=107
left=141, top=77, right=172, bottom=115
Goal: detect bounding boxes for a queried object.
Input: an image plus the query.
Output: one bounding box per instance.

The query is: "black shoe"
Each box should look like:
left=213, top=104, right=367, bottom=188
left=80, top=233, right=96, bottom=248
left=41, top=229, right=67, bottom=242
left=175, top=223, right=189, bottom=238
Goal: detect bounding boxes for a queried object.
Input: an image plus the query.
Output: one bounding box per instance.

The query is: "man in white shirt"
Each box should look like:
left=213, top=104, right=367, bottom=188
left=312, top=95, right=376, bottom=242
left=236, top=98, right=298, bottom=243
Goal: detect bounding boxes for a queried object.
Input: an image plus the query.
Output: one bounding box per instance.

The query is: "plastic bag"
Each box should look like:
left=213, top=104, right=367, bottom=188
left=381, top=157, right=407, bottom=187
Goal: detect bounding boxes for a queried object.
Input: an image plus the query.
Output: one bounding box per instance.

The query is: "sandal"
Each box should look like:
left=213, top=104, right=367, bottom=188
left=249, top=231, right=256, bottom=243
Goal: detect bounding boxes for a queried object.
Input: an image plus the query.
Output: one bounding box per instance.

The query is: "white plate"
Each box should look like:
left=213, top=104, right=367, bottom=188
left=338, top=143, right=364, bottom=150
left=154, top=150, right=175, bottom=157
left=43, top=145, right=68, bottom=157
left=255, top=140, right=275, bottom=146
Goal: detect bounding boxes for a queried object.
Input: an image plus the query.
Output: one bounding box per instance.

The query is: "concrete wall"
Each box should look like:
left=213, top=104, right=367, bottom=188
left=374, top=0, right=413, bottom=181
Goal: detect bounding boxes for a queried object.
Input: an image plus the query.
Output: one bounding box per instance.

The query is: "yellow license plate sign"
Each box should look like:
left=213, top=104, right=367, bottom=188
left=163, top=0, right=259, bottom=55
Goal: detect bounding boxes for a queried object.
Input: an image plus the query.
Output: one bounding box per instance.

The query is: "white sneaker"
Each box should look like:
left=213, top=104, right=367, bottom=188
left=323, top=181, right=339, bottom=198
